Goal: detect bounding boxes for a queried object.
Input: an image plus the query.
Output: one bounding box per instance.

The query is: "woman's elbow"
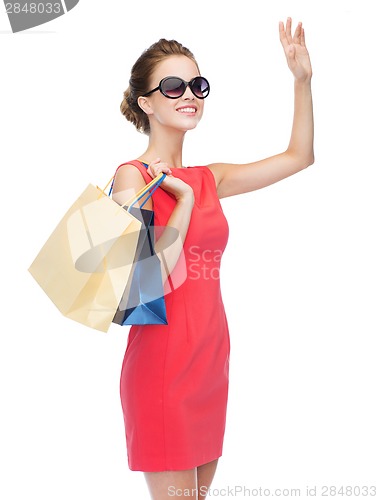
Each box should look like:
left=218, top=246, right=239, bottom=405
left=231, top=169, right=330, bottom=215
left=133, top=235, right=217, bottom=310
left=301, top=152, right=315, bottom=169
left=307, top=154, right=315, bottom=167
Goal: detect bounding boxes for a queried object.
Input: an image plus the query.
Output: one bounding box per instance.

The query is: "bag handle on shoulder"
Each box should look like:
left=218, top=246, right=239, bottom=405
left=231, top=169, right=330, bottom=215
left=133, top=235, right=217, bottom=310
left=122, top=172, right=166, bottom=211
left=102, top=161, right=166, bottom=212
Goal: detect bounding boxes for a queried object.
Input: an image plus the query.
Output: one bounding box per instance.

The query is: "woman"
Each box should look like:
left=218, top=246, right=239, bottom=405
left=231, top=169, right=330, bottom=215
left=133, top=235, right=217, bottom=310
left=112, top=17, right=314, bottom=500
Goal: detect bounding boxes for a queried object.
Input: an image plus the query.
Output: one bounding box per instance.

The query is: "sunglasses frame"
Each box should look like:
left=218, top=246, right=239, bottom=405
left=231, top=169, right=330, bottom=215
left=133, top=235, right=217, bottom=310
left=142, top=76, right=210, bottom=100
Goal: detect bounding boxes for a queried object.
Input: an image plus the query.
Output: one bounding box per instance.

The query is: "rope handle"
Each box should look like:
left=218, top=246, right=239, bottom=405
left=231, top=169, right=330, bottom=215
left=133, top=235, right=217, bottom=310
left=122, top=172, right=166, bottom=211
left=99, top=161, right=166, bottom=212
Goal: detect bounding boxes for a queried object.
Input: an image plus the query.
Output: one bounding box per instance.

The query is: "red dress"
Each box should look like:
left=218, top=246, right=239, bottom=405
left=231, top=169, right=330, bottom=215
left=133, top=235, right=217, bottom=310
left=118, top=160, right=230, bottom=472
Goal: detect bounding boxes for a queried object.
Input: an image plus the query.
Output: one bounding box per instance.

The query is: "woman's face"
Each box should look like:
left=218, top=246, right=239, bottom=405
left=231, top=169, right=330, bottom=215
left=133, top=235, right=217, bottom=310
left=140, top=55, right=205, bottom=133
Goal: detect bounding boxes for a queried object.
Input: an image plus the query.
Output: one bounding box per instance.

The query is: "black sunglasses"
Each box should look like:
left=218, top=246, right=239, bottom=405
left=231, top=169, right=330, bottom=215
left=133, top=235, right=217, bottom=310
left=142, top=76, right=210, bottom=99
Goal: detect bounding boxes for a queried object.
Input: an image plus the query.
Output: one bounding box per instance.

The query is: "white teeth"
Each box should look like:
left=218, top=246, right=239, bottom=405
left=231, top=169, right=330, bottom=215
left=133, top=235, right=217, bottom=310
left=177, top=107, right=196, bottom=113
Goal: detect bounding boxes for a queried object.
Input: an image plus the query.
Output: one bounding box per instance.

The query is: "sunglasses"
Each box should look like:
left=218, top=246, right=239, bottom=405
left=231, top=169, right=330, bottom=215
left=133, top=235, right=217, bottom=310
left=142, top=76, right=210, bottom=99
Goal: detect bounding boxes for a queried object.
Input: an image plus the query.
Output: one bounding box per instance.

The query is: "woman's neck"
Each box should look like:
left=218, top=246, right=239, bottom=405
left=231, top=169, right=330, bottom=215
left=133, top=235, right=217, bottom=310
left=139, top=126, right=186, bottom=169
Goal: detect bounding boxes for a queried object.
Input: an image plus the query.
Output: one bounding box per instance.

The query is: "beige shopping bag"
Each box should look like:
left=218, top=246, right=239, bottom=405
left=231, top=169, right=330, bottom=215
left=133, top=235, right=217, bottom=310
left=28, top=174, right=164, bottom=332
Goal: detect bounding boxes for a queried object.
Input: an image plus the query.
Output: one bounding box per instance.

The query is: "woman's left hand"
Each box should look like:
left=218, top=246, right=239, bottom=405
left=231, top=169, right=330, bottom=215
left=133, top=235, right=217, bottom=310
left=279, top=17, right=312, bottom=83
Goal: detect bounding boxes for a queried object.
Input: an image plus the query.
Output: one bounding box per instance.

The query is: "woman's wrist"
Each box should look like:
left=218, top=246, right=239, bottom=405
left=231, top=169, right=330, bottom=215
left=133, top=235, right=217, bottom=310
left=175, top=190, right=195, bottom=205
left=294, top=77, right=312, bottom=88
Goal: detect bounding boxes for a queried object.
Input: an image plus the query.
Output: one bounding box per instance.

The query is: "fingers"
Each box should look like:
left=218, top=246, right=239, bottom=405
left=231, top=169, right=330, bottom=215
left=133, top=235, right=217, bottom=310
left=301, top=27, right=306, bottom=47
left=293, top=21, right=302, bottom=45
left=278, top=20, right=288, bottom=49
left=279, top=17, right=305, bottom=49
left=279, top=17, right=293, bottom=49
left=147, top=158, right=172, bottom=178
left=286, top=17, right=293, bottom=44
left=295, top=22, right=307, bottom=48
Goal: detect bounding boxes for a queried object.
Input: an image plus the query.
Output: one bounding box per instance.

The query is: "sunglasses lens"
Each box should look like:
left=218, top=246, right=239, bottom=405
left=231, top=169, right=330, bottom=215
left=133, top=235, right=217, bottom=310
left=191, top=77, right=210, bottom=98
left=161, top=78, right=186, bottom=98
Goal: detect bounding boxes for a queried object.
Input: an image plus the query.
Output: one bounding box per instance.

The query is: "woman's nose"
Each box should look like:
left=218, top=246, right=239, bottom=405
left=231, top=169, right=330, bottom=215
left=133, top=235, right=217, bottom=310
left=182, top=85, right=195, bottom=100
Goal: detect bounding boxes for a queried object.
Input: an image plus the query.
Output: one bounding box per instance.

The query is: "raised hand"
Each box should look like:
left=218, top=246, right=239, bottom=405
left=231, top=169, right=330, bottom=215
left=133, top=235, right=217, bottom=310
left=279, top=17, right=312, bottom=83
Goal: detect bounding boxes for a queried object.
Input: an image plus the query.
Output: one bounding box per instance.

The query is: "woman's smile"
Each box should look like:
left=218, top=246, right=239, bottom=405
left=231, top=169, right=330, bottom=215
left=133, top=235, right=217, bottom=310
left=176, top=105, right=197, bottom=116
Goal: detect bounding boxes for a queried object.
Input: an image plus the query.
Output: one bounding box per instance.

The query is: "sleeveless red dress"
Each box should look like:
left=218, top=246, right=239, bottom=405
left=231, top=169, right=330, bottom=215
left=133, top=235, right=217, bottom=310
left=117, top=160, right=230, bottom=471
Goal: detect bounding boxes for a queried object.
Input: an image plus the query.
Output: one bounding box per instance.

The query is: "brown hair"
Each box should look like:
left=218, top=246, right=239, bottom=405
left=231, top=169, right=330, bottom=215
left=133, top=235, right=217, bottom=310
left=120, top=39, right=199, bottom=135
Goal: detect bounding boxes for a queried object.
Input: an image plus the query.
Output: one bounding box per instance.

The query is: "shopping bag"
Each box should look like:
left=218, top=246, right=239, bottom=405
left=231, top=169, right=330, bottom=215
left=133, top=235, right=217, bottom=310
left=112, top=182, right=167, bottom=325
left=28, top=172, right=166, bottom=332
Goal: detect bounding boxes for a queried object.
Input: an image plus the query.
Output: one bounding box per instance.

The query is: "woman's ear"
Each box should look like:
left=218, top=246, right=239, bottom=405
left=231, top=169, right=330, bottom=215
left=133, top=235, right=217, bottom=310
left=137, top=96, right=153, bottom=115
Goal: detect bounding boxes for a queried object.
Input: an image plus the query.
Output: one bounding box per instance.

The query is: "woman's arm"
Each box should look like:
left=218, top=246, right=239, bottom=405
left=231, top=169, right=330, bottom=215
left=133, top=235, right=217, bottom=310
left=112, top=162, right=194, bottom=286
left=208, top=17, right=314, bottom=199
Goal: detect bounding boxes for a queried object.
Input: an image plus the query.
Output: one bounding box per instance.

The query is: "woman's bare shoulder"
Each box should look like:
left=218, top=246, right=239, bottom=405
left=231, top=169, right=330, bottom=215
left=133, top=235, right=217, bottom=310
left=112, top=162, right=153, bottom=210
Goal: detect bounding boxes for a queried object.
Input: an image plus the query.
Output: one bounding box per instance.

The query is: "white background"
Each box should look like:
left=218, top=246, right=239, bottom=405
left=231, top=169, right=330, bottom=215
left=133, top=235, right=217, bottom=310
left=1, top=0, right=377, bottom=498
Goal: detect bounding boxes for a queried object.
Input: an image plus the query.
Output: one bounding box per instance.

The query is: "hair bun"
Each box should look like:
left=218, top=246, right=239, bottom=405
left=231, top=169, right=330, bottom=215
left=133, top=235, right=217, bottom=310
left=120, top=87, right=144, bottom=132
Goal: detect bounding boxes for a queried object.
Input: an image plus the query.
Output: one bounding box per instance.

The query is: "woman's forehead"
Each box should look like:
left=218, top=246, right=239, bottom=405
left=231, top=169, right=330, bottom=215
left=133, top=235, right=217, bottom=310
left=153, top=55, right=200, bottom=81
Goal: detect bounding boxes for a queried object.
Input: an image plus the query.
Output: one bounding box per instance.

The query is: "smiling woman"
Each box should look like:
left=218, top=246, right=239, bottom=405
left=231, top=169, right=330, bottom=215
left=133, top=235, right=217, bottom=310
left=113, top=22, right=314, bottom=500
left=120, top=39, right=203, bottom=135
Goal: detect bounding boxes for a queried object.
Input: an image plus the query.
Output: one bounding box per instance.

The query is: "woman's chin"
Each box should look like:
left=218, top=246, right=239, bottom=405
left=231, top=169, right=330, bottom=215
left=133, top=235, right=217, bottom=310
left=176, top=119, right=201, bottom=132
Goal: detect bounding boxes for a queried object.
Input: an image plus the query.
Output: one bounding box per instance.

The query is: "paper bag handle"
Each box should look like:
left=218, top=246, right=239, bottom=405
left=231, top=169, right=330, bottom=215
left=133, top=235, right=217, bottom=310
left=122, top=172, right=166, bottom=211
left=99, top=170, right=166, bottom=212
